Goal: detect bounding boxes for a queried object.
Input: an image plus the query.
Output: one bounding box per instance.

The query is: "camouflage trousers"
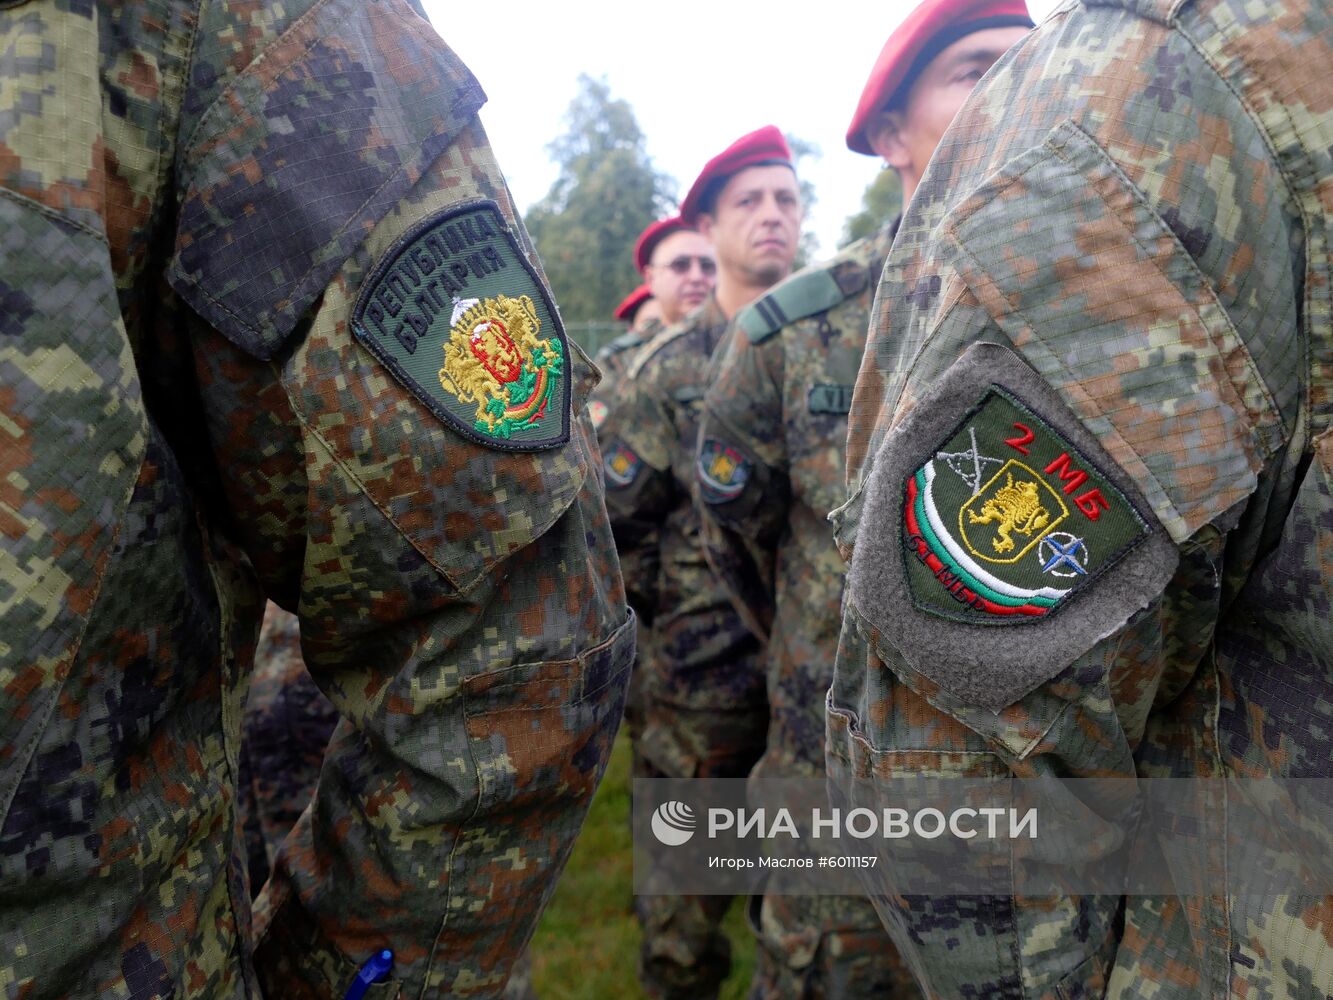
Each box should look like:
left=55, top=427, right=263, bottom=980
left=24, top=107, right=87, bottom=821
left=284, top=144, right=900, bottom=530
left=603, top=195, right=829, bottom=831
left=746, top=893, right=921, bottom=999
left=636, top=698, right=768, bottom=1000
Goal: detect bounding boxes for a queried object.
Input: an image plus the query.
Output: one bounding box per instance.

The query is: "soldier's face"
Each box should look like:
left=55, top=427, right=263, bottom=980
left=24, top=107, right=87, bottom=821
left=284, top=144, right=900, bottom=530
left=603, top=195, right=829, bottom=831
left=644, top=229, right=717, bottom=325
left=868, top=26, right=1031, bottom=202
left=698, top=165, right=803, bottom=290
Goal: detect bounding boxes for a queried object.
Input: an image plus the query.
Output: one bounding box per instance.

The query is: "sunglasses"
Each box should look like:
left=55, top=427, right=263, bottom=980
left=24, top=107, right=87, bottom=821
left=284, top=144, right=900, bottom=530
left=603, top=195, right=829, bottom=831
left=656, top=255, right=717, bottom=276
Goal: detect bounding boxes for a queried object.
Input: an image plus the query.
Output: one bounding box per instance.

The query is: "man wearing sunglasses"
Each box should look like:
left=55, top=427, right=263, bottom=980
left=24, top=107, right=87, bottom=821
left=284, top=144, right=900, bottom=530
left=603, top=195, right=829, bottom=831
left=641, top=216, right=718, bottom=329
left=600, top=125, right=801, bottom=1000
left=594, top=219, right=715, bottom=433
left=694, top=2, right=1032, bottom=995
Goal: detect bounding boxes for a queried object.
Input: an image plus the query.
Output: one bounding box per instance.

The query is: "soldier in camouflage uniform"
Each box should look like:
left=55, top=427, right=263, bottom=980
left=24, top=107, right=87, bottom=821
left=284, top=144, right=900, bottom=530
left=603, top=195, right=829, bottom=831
left=594, top=220, right=715, bottom=814
left=0, top=2, right=633, bottom=996
left=829, top=0, right=1332, bottom=993
left=695, top=4, right=1031, bottom=995
left=239, top=610, right=541, bottom=1000
left=590, top=214, right=713, bottom=436
left=601, top=127, right=801, bottom=1000
left=590, top=218, right=713, bottom=436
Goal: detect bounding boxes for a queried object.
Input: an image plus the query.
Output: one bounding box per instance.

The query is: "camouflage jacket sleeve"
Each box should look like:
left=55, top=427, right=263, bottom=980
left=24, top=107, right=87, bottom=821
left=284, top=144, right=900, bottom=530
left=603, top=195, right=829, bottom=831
left=695, top=306, right=790, bottom=641
left=592, top=327, right=662, bottom=623
left=177, top=3, right=633, bottom=995
left=828, top=0, right=1327, bottom=995
left=600, top=346, right=679, bottom=616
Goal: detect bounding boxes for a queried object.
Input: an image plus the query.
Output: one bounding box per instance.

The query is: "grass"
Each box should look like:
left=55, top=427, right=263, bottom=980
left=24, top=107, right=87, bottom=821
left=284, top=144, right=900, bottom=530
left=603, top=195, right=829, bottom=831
left=528, top=733, right=755, bottom=999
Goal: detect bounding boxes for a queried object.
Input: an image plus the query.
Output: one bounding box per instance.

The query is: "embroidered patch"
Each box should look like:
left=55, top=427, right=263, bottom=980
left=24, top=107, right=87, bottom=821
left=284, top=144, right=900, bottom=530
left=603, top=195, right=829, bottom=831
left=903, top=388, right=1149, bottom=622
left=352, top=201, right=569, bottom=451
left=604, top=441, right=642, bottom=489
left=697, top=438, right=751, bottom=504
left=808, top=383, right=853, bottom=415
left=588, top=399, right=609, bottom=429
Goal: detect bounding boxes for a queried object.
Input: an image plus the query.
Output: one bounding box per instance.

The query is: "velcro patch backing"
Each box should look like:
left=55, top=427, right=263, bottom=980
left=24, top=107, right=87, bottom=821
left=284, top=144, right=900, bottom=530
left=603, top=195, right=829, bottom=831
left=352, top=201, right=570, bottom=451
left=847, top=342, right=1179, bottom=712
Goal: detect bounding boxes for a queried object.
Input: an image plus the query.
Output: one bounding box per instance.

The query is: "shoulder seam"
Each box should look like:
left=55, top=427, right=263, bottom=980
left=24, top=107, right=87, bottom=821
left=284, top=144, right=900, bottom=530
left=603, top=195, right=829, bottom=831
left=626, top=322, right=693, bottom=380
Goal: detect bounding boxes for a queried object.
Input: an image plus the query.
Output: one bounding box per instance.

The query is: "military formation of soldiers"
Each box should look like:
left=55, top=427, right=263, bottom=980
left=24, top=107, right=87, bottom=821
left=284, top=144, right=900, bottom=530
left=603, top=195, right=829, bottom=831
left=2, top=0, right=1329, bottom=996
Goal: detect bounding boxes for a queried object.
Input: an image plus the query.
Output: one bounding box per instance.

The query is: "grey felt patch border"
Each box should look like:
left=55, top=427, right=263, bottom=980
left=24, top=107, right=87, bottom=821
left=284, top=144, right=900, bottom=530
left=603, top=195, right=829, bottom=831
left=847, top=342, right=1180, bottom=713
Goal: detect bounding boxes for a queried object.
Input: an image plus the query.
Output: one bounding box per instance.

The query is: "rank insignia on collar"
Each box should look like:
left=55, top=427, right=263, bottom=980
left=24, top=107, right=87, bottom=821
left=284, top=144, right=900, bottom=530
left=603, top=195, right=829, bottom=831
left=352, top=201, right=570, bottom=451
left=697, top=438, right=751, bottom=504
left=903, top=388, right=1148, bottom=622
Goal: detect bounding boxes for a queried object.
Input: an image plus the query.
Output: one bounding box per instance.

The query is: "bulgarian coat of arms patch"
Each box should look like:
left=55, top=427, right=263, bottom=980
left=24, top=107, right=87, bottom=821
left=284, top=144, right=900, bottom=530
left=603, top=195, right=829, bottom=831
left=352, top=201, right=570, bottom=451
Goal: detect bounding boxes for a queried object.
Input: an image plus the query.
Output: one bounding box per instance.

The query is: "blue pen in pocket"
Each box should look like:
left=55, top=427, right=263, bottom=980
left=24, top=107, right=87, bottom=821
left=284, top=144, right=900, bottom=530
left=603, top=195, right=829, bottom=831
left=344, top=949, right=394, bottom=1000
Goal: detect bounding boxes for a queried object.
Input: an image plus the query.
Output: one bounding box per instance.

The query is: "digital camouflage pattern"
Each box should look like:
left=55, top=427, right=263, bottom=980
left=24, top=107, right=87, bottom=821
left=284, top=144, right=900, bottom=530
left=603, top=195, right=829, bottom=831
left=239, top=604, right=336, bottom=891
left=0, top=1, right=632, bottom=997
left=589, top=327, right=655, bottom=434
left=829, top=0, right=1332, bottom=995
left=238, top=605, right=540, bottom=1000
left=590, top=320, right=663, bottom=815
left=602, top=295, right=767, bottom=764
left=697, top=223, right=917, bottom=998
left=700, top=224, right=896, bottom=767
left=601, top=296, right=767, bottom=998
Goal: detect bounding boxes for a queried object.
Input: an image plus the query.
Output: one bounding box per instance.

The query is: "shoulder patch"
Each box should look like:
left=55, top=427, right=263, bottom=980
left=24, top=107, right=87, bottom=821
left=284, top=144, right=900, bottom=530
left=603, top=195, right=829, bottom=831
left=847, top=342, right=1179, bottom=712
left=697, top=438, right=752, bottom=504
left=604, top=440, right=642, bottom=488
left=351, top=201, right=570, bottom=451
left=904, top=389, right=1147, bottom=621
left=738, top=260, right=869, bottom=344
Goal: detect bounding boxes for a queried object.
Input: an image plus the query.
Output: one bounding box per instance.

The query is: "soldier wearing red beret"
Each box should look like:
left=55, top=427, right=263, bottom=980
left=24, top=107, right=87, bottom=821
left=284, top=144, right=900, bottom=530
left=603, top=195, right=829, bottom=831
left=680, top=125, right=803, bottom=321
left=637, top=216, right=717, bottom=329
left=600, top=127, right=804, bottom=999
left=694, top=1, right=1032, bottom=997
left=847, top=0, right=1034, bottom=205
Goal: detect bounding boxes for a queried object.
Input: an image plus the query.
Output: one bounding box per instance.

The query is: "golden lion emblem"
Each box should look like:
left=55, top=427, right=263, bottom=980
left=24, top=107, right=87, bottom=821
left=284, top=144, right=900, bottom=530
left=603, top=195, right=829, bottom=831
left=967, top=471, right=1051, bottom=554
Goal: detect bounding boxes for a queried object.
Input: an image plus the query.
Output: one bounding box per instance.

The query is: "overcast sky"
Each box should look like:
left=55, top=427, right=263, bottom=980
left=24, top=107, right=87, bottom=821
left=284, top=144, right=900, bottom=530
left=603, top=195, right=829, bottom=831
left=422, top=0, right=1057, bottom=259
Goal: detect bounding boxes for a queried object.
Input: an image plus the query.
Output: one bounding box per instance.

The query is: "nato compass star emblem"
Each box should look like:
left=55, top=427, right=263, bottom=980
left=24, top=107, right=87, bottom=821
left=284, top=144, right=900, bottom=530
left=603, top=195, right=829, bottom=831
left=1037, top=532, right=1088, bottom=577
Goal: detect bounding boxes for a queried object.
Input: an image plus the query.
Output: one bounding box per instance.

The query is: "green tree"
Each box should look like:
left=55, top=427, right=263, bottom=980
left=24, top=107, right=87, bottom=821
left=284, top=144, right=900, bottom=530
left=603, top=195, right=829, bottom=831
left=840, top=168, right=903, bottom=248
left=525, top=76, right=674, bottom=341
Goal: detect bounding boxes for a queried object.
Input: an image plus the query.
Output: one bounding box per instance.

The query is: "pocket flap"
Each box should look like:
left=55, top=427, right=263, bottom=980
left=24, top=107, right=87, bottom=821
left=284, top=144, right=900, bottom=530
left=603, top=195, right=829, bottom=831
left=168, top=0, right=485, bottom=359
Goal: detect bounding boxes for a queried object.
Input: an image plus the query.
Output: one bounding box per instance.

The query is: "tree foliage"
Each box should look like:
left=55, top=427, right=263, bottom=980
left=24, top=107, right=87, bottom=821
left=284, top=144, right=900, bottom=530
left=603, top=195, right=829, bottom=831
left=840, top=168, right=903, bottom=248
left=524, top=76, right=674, bottom=330
left=786, top=133, right=820, bottom=270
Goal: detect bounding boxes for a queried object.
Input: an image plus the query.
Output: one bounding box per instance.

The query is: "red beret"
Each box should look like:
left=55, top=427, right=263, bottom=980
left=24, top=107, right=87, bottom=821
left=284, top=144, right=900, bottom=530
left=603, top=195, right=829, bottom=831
left=633, top=216, right=690, bottom=274
left=679, top=125, right=794, bottom=225
left=846, top=0, right=1033, bottom=155
left=614, top=284, right=653, bottom=322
